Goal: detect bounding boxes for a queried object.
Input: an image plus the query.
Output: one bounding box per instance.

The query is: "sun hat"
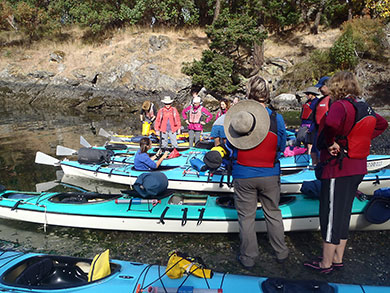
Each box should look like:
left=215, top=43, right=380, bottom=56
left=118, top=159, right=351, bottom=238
left=315, top=76, right=330, bottom=88
left=142, top=100, right=151, bottom=111
left=133, top=172, right=168, bottom=198
left=224, top=100, right=270, bottom=150
left=192, top=95, right=201, bottom=104
left=161, top=96, right=174, bottom=104
left=303, top=86, right=320, bottom=96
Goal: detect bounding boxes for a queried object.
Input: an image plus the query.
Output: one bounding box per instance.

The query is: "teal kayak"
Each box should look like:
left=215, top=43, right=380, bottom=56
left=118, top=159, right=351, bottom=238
left=0, top=250, right=387, bottom=293
left=1, top=184, right=389, bottom=233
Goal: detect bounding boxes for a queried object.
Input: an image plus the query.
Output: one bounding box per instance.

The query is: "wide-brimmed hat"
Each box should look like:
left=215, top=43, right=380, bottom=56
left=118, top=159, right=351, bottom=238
left=161, top=96, right=174, bottom=104
left=315, top=76, right=330, bottom=88
left=224, top=100, right=270, bottom=150
left=142, top=100, right=151, bottom=111
left=303, top=86, right=320, bottom=96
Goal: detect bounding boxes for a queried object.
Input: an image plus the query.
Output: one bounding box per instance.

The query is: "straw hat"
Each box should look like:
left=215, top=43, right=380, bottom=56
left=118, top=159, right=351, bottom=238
left=224, top=100, right=270, bottom=150
left=142, top=100, right=151, bottom=111
left=161, top=96, right=174, bottom=104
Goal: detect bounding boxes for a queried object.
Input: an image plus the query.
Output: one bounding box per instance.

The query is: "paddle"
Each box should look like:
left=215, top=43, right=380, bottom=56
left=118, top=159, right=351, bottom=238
left=56, top=145, right=78, bottom=156
left=35, top=151, right=61, bottom=166
left=98, top=128, right=113, bottom=138
left=80, top=136, right=92, bottom=148
left=35, top=180, right=59, bottom=192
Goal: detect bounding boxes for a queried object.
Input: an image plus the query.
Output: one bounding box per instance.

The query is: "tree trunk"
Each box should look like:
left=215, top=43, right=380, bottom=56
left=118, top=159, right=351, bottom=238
left=347, top=0, right=353, bottom=20
left=212, top=0, right=221, bottom=24
left=310, top=0, right=325, bottom=35
left=252, top=42, right=265, bottom=74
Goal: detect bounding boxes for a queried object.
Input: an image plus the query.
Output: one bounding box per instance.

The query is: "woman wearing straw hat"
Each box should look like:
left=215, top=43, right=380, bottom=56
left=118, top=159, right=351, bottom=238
left=155, top=96, right=182, bottom=149
left=224, top=76, right=289, bottom=268
left=140, top=100, right=157, bottom=135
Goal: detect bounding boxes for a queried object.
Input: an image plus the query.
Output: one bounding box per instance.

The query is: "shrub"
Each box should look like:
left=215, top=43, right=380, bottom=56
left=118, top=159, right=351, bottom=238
left=182, top=50, right=239, bottom=94
left=330, top=27, right=359, bottom=70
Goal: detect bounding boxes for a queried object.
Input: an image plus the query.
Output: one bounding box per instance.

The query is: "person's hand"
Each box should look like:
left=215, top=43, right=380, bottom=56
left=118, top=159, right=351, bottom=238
left=155, top=149, right=162, bottom=157
left=200, top=121, right=205, bottom=125
left=327, top=142, right=340, bottom=156
left=162, top=151, right=169, bottom=159
left=185, top=120, right=189, bottom=125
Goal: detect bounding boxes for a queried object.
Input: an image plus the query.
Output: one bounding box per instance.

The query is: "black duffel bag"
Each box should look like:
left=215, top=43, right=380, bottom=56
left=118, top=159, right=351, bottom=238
left=77, top=148, right=114, bottom=165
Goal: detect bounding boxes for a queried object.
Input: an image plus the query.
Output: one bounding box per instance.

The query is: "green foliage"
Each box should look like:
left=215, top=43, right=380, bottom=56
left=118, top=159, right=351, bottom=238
left=278, top=49, right=333, bottom=94
left=182, top=50, right=238, bottom=94
left=206, top=10, right=267, bottom=57
left=341, top=18, right=386, bottom=59
left=330, top=27, right=359, bottom=70
left=260, top=0, right=301, bottom=32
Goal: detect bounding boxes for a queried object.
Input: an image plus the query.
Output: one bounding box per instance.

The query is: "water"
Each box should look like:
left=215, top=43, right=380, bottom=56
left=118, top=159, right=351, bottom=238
left=0, top=106, right=389, bottom=287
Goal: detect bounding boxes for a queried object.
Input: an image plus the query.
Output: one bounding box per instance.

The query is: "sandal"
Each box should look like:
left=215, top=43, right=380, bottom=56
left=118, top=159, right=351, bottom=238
left=315, top=256, right=344, bottom=269
left=303, top=260, right=333, bottom=274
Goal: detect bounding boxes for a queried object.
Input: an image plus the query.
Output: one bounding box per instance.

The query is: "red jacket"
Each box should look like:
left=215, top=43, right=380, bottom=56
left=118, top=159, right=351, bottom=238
left=155, top=106, right=182, bottom=133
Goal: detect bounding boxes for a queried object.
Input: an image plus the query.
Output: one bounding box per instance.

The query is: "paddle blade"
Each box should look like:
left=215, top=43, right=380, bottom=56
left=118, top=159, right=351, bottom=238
left=56, top=145, right=78, bottom=156
left=35, top=152, right=60, bottom=166
left=36, top=180, right=59, bottom=192
left=80, top=136, right=92, bottom=148
left=98, top=128, right=112, bottom=138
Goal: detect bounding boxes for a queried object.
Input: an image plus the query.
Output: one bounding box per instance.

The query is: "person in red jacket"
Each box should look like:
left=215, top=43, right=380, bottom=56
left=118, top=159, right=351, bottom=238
left=154, top=96, right=182, bottom=149
left=304, top=71, right=388, bottom=274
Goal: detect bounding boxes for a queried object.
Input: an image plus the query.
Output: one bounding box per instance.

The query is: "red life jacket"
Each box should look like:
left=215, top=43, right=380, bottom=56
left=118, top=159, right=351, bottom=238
left=236, top=111, right=278, bottom=168
left=314, top=96, right=331, bottom=127
left=189, top=105, right=203, bottom=123
left=337, top=97, right=377, bottom=159
left=301, top=100, right=313, bottom=120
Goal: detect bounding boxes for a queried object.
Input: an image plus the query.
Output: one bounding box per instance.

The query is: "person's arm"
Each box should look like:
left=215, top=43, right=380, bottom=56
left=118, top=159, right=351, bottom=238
left=182, top=106, right=189, bottom=125
left=372, top=113, right=388, bottom=139
left=323, top=101, right=346, bottom=147
left=154, top=110, right=162, bottom=132
left=155, top=151, right=169, bottom=168
left=276, top=113, right=287, bottom=157
left=202, top=108, right=213, bottom=124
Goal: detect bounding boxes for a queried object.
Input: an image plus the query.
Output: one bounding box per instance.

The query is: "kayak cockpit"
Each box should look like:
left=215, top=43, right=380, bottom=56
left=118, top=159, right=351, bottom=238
left=1, top=255, right=120, bottom=289
left=48, top=192, right=121, bottom=204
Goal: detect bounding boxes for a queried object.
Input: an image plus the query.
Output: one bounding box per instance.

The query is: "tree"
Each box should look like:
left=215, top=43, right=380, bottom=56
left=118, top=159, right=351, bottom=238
left=366, top=0, right=390, bottom=19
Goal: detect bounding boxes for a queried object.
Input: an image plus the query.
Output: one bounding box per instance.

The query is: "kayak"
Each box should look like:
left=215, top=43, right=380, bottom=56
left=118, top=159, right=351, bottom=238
left=0, top=250, right=386, bottom=293
left=36, top=152, right=390, bottom=195
left=1, top=183, right=389, bottom=233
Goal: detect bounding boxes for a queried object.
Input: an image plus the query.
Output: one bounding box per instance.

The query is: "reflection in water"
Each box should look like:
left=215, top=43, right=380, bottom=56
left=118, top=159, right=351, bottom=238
left=0, top=106, right=390, bottom=287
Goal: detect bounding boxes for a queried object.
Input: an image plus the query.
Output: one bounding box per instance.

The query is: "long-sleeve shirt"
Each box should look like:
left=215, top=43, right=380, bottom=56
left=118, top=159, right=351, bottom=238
left=182, top=105, right=213, bottom=131
left=320, top=99, right=388, bottom=178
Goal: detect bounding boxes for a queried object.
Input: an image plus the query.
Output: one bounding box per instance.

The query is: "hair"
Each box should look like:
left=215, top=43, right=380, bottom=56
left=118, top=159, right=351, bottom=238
left=328, top=71, right=362, bottom=101
left=220, top=99, right=230, bottom=110
left=247, top=76, right=270, bottom=103
left=139, top=137, right=151, bottom=153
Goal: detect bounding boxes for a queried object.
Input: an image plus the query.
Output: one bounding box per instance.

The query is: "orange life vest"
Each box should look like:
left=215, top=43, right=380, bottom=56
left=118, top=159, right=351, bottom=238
left=236, top=111, right=278, bottom=168
left=301, top=100, right=313, bottom=120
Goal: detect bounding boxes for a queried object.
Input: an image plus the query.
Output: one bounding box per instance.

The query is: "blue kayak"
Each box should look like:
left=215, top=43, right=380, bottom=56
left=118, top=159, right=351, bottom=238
left=0, top=250, right=387, bottom=293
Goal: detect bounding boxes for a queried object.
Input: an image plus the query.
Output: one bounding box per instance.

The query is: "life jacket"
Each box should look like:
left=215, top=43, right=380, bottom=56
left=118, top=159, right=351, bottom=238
left=188, top=105, right=203, bottom=124
left=314, top=95, right=331, bottom=129
left=145, top=103, right=155, bottom=119
left=300, top=100, right=313, bottom=120
left=336, top=97, right=377, bottom=159
left=236, top=111, right=278, bottom=168
left=157, top=107, right=180, bottom=132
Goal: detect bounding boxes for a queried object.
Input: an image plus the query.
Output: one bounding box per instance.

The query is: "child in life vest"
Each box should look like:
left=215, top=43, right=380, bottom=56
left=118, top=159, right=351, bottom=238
left=182, top=95, right=213, bottom=147
left=155, top=96, right=182, bottom=149
left=140, top=100, right=157, bottom=135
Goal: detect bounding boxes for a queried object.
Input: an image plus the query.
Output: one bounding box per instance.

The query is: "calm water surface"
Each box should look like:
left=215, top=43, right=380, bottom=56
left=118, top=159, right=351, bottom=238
left=0, top=106, right=389, bottom=287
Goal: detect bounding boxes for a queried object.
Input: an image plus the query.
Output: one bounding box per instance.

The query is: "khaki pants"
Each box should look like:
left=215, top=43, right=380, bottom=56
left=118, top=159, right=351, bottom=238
left=234, top=176, right=289, bottom=261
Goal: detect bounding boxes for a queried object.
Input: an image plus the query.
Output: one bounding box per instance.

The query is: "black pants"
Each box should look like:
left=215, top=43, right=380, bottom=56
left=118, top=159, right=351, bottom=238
left=319, top=174, right=364, bottom=244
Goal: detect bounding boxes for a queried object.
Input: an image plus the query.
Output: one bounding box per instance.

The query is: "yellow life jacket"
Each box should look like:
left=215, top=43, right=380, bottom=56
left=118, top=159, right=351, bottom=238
left=166, top=251, right=213, bottom=279
left=88, top=249, right=111, bottom=282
